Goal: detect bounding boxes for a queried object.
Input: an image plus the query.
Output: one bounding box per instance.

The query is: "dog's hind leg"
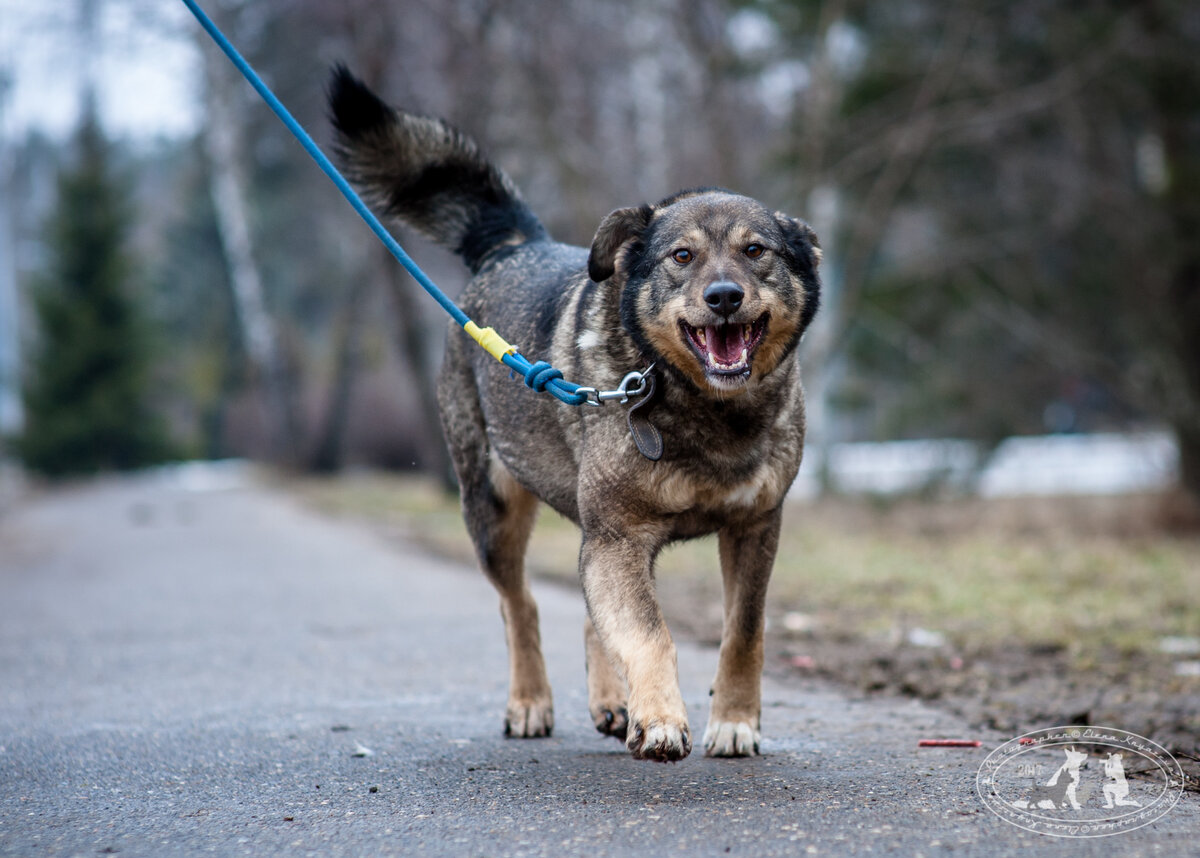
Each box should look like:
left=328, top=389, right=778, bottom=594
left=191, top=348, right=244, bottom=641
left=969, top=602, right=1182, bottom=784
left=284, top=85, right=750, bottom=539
left=439, top=356, right=552, bottom=738
left=480, top=462, right=553, bottom=738
left=584, top=616, right=628, bottom=739
left=703, top=508, right=781, bottom=757
left=467, top=455, right=552, bottom=737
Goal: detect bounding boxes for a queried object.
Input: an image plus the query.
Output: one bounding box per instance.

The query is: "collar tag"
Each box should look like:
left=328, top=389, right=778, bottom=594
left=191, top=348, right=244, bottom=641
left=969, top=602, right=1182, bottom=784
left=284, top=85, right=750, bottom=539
left=626, top=371, right=663, bottom=461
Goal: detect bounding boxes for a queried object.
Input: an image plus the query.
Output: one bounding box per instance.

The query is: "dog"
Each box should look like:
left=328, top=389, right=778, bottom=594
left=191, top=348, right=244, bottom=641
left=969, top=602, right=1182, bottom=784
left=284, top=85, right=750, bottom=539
left=1014, top=747, right=1089, bottom=810
left=328, top=67, right=821, bottom=761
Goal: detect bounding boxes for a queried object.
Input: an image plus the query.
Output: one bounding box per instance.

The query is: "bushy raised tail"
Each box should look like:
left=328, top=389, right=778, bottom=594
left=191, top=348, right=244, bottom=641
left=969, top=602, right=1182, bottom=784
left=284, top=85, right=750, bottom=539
left=327, top=65, right=547, bottom=273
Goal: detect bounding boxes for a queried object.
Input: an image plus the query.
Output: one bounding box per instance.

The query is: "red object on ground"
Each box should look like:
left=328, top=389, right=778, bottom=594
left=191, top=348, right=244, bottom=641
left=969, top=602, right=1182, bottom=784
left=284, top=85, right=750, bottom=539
left=918, top=739, right=982, bottom=748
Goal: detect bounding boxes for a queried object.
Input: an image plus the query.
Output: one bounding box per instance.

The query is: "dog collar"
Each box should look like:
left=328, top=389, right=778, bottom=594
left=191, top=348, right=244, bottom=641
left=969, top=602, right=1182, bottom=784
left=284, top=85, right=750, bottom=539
left=574, top=364, right=663, bottom=461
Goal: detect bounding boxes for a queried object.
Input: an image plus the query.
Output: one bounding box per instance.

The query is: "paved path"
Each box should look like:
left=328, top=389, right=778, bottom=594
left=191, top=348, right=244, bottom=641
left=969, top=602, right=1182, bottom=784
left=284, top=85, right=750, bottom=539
left=0, top=470, right=1194, bottom=857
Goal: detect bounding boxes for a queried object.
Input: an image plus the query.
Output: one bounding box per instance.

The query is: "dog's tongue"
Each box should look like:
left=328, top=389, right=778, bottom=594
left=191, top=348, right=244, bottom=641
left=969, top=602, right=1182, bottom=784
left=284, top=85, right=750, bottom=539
left=708, top=324, right=746, bottom=366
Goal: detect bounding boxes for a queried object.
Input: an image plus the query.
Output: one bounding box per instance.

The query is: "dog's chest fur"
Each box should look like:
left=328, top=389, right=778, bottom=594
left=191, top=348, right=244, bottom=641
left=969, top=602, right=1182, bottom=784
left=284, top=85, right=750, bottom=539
left=454, top=241, right=805, bottom=541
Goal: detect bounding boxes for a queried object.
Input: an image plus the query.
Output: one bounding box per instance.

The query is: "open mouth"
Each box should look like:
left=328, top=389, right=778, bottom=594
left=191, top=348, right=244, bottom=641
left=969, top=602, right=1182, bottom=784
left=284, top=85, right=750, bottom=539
left=680, top=314, right=768, bottom=378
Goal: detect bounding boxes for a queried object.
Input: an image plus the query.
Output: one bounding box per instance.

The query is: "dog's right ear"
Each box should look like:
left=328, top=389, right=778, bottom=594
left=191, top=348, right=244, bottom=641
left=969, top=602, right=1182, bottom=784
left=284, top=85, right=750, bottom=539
left=588, top=205, right=652, bottom=283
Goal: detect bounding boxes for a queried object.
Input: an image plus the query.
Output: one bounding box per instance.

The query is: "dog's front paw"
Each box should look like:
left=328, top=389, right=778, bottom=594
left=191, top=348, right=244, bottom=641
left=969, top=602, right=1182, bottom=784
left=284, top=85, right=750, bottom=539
left=505, top=697, right=554, bottom=738
left=702, top=719, right=760, bottom=757
left=590, top=702, right=629, bottom=740
left=627, top=714, right=692, bottom=762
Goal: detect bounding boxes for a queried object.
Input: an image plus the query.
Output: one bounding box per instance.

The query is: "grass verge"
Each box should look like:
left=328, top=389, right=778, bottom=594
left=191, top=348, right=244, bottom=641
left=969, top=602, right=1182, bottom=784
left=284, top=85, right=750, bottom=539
left=293, top=471, right=1199, bottom=656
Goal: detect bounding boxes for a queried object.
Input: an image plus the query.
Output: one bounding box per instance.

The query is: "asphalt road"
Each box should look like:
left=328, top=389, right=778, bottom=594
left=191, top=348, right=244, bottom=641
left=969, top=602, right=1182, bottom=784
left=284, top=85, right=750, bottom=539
left=0, top=469, right=1195, bottom=857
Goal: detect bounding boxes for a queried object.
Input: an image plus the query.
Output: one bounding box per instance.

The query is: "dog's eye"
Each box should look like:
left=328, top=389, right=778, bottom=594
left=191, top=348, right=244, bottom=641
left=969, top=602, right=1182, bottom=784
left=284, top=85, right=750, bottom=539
left=671, top=249, right=693, bottom=265
left=744, top=244, right=765, bottom=259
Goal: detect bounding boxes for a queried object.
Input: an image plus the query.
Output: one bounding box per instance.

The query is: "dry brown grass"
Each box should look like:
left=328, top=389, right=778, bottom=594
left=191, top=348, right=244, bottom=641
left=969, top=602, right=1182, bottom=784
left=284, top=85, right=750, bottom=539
left=291, top=472, right=1200, bottom=658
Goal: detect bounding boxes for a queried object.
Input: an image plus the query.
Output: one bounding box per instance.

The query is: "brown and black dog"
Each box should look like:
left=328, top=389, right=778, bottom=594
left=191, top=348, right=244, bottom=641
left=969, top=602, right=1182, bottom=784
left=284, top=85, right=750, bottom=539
left=329, top=67, right=821, bottom=761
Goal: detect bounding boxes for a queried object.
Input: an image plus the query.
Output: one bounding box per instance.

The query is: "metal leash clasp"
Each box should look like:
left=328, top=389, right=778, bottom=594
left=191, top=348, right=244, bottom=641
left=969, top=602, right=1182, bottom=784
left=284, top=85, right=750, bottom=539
left=576, top=363, right=656, bottom=407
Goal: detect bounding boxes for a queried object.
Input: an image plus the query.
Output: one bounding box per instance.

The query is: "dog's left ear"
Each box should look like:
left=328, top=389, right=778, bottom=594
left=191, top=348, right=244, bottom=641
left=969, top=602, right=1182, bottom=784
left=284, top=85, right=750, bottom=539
left=588, top=205, right=653, bottom=283
left=774, top=212, right=822, bottom=275
left=776, top=212, right=822, bottom=331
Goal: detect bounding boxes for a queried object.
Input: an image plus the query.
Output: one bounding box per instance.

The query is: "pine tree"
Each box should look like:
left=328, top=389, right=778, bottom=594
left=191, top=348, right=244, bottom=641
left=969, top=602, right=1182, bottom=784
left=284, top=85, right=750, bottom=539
left=17, top=108, right=174, bottom=476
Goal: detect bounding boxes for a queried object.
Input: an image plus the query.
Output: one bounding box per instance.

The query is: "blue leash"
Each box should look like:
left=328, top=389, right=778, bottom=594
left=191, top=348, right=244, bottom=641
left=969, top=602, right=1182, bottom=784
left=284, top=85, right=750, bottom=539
left=181, top=0, right=589, bottom=406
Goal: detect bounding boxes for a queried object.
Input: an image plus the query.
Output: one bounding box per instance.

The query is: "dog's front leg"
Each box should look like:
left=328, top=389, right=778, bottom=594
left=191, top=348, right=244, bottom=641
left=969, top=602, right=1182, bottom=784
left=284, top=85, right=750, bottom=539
left=579, top=532, right=691, bottom=762
left=703, top=507, right=782, bottom=757
left=584, top=615, right=629, bottom=739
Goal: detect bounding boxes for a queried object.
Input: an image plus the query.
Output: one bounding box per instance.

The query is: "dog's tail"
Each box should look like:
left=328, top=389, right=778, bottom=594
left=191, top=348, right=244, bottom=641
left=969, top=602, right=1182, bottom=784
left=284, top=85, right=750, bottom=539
left=327, top=65, right=547, bottom=273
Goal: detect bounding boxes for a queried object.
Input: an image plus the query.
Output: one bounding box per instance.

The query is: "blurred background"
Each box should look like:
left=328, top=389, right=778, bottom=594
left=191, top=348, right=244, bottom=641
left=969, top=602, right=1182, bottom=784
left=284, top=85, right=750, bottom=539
left=1, top=0, right=1198, bottom=506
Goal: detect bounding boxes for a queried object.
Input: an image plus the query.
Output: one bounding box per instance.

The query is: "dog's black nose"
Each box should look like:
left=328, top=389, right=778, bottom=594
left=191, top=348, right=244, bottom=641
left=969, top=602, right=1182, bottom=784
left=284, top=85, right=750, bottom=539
left=704, top=281, right=744, bottom=317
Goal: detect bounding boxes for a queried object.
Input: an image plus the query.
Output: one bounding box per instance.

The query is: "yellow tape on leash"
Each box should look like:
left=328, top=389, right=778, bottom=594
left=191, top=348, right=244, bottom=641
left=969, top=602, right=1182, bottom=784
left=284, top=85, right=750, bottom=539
left=464, top=321, right=518, bottom=362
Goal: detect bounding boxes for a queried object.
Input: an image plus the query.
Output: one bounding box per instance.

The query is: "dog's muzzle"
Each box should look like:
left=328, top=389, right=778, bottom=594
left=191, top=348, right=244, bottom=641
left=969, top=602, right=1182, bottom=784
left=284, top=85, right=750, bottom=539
left=680, top=314, right=768, bottom=377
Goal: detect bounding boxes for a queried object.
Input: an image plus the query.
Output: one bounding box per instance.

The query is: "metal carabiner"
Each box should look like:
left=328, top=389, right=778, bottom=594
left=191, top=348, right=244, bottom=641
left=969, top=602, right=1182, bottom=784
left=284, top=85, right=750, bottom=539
left=574, top=386, right=603, bottom=407
left=575, top=363, right=656, bottom=407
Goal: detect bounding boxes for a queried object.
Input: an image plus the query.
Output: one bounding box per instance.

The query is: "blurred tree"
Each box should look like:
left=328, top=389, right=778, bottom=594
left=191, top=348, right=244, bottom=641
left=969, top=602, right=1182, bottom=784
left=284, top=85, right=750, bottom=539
left=302, top=0, right=455, bottom=480
left=154, top=137, right=243, bottom=460
left=1141, top=2, right=1200, bottom=502
left=16, top=106, right=175, bottom=476
left=196, top=3, right=300, bottom=466
left=758, top=0, right=1200, bottom=499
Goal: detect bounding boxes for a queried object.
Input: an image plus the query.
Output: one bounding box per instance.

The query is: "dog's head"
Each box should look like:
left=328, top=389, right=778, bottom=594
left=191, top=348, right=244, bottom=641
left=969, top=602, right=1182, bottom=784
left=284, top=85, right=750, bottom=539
left=587, top=189, right=820, bottom=396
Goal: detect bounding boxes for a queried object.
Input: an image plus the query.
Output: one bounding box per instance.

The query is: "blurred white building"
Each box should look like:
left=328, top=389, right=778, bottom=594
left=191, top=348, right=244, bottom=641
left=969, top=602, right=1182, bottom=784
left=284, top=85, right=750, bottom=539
left=790, top=431, right=1179, bottom=499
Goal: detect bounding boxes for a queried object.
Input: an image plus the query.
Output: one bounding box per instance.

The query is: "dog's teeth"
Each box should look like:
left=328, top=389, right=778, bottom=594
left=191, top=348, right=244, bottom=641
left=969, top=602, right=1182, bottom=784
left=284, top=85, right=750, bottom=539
left=743, top=324, right=751, bottom=340
left=740, top=347, right=748, bottom=364
left=697, top=328, right=707, bottom=346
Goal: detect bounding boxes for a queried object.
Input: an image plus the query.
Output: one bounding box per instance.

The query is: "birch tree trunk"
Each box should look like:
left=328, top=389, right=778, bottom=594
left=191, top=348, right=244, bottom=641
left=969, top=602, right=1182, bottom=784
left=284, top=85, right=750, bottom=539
left=308, top=270, right=368, bottom=473
left=198, top=32, right=298, bottom=464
